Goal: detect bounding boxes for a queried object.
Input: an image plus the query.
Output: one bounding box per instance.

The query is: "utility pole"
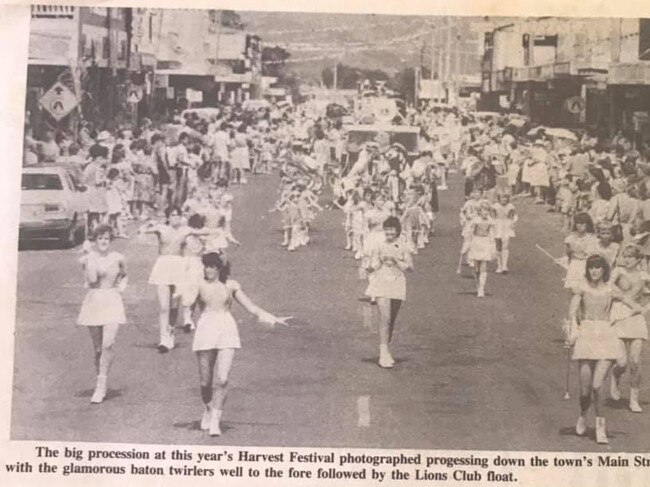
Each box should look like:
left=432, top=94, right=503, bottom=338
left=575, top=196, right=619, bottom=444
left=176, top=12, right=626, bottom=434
left=213, top=9, right=222, bottom=104
left=333, top=63, right=338, bottom=91
left=430, top=28, right=436, bottom=101
left=445, top=17, right=452, bottom=103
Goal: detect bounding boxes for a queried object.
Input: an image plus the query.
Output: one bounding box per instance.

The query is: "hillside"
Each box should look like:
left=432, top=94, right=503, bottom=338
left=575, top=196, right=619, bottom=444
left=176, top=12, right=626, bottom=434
left=238, top=10, right=484, bottom=84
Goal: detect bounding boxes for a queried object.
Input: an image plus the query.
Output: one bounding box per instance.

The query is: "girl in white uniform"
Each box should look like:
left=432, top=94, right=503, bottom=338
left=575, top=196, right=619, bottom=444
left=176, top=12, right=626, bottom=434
left=193, top=252, right=290, bottom=436
left=365, top=217, right=413, bottom=368
left=77, top=225, right=127, bottom=404
left=467, top=201, right=497, bottom=297
left=609, top=244, right=650, bottom=412
left=493, top=192, right=517, bottom=274
left=141, top=207, right=217, bottom=352
left=567, top=255, right=642, bottom=444
left=564, top=213, right=598, bottom=292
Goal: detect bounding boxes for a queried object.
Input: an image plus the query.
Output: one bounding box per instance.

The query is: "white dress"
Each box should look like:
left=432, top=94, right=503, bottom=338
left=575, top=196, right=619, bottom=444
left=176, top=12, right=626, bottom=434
left=364, top=238, right=409, bottom=301
left=77, top=252, right=126, bottom=326
left=467, top=217, right=496, bottom=262
left=192, top=280, right=242, bottom=351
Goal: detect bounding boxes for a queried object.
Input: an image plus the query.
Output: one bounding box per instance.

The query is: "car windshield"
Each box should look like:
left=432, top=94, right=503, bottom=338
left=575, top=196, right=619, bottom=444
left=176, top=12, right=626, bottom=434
left=22, top=174, right=63, bottom=190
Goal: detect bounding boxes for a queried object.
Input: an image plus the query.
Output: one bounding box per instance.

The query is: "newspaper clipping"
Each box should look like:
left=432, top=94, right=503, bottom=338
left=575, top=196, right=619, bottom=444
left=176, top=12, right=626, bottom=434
left=1, top=0, right=650, bottom=485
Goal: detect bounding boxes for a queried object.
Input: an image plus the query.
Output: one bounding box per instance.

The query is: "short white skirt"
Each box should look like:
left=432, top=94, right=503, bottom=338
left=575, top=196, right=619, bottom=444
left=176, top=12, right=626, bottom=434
left=77, top=289, right=126, bottom=326
left=365, top=266, right=406, bottom=301
left=148, top=255, right=186, bottom=286
left=467, top=235, right=496, bottom=262
left=572, top=320, right=625, bottom=360
left=192, top=310, right=241, bottom=351
left=610, top=301, right=649, bottom=340
left=494, top=219, right=515, bottom=240
left=564, top=258, right=586, bottom=290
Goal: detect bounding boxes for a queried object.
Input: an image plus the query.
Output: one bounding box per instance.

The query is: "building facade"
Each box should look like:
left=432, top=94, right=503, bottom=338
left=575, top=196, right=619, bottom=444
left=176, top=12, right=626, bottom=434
left=480, top=17, right=650, bottom=142
left=153, top=9, right=263, bottom=117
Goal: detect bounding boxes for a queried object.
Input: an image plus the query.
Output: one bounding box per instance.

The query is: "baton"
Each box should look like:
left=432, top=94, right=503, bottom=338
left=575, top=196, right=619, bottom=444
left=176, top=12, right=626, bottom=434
left=535, top=244, right=568, bottom=270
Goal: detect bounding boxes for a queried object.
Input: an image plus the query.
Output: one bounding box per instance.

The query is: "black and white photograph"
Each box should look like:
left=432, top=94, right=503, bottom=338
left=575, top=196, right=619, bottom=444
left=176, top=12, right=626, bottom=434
left=8, top=2, right=650, bottom=457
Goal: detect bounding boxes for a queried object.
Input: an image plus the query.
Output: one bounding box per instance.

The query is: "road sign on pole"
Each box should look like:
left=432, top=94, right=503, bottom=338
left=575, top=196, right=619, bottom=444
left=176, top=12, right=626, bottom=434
left=564, top=96, right=585, bottom=114
left=39, top=81, right=78, bottom=121
left=126, top=84, right=144, bottom=104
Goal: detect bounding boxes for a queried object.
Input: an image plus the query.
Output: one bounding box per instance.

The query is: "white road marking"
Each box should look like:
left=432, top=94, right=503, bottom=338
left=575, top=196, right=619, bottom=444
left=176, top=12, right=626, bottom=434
left=357, top=395, right=370, bottom=427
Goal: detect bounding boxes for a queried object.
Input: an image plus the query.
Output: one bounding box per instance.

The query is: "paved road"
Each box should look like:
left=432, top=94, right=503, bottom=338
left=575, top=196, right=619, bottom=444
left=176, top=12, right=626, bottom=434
left=11, top=172, right=650, bottom=452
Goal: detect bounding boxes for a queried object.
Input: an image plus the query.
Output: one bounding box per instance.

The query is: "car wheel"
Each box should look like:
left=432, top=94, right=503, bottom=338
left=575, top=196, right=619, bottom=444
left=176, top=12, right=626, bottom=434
left=75, top=219, right=85, bottom=245
left=60, top=219, right=78, bottom=248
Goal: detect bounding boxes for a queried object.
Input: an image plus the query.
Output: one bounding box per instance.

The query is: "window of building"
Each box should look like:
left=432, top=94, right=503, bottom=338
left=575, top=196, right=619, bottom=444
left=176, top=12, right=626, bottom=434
left=102, top=37, right=109, bottom=59
left=149, top=15, right=153, bottom=42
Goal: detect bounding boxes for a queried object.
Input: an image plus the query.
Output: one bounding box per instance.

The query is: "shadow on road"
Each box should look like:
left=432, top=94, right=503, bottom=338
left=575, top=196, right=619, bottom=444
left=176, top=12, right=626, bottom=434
left=19, top=240, right=75, bottom=252
left=75, top=388, right=123, bottom=402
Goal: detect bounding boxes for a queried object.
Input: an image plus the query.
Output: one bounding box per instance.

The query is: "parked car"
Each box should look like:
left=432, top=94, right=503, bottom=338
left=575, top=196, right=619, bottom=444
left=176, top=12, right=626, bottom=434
left=20, top=164, right=87, bottom=247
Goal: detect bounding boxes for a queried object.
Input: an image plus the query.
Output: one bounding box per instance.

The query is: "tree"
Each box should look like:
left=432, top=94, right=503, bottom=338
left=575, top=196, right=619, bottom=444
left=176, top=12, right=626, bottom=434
left=322, top=63, right=389, bottom=90
left=208, top=9, right=244, bottom=30
left=388, top=67, right=417, bottom=104
left=262, top=46, right=291, bottom=78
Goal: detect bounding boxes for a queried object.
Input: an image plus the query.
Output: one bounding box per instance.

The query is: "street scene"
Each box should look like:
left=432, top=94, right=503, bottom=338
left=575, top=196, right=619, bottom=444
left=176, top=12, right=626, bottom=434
left=12, top=6, right=650, bottom=452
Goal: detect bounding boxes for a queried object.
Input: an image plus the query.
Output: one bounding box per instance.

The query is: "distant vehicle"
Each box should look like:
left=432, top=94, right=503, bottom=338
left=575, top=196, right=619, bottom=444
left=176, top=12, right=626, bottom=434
left=326, top=103, right=348, bottom=119
left=344, top=124, right=420, bottom=162
left=181, top=107, right=221, bottom=121
left=20, top=165, right=87, bottom=247
left=242, top=99, right=271, bottom=111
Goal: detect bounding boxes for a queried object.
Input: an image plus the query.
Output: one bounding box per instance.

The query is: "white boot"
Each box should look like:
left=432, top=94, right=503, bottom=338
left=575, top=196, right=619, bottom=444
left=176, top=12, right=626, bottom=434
left=610, top=374, right=621, bottom=401
left=575, top=415, right=587, bottom=436
left=201, top=405, right=212, bottom=430
left=630, top=388, right=643, bottom=413
left=379, top=345, right=394, bottom=368
left=495, top=252, right=503, bottom=273
left=595, top=417, right=608, bottom=444
left=91, top=375, right=107, bottom=404
left=210, top=409, right=222, bottom=436
left=502, top=249, right=510, bottom=272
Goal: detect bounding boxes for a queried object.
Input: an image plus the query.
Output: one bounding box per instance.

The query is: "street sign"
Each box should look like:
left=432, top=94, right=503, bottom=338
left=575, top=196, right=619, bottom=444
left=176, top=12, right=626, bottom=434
left=126, top=84, right=144, bottom=104
left=39, top=81, right=78, bottom=121
left=564, top=96, right=585, bottom=114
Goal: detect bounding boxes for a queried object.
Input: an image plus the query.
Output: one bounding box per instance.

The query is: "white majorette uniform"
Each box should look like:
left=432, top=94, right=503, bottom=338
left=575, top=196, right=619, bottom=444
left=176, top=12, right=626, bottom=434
left=77, top=251, right=127, bottom=326
left=493, top=202, right=516, bottom=240
left=148, top=225, right=191, bottom=286
left=192, top=279, right=242, bottom=351
left=609, top=268, right=649, bottom=341
left=564, top=233, right=599, bottom=290
left=365, top=237, right=410, bottom=301
left=467, top=217, right=497, bottom=262
left=572, top=282, right=625, bottom=360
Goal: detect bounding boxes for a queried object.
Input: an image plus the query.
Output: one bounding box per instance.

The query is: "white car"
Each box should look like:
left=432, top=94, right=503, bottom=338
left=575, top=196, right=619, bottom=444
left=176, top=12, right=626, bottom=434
left=20, top=164, right=87, bottom=247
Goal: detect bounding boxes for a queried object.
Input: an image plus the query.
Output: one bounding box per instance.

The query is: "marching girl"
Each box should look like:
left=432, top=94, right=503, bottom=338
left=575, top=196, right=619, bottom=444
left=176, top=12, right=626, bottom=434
left=361, top=191, right=391, bottom=288
left=401, top=187, right=429, bottom=255
left=77, top=225, right=127, bottom=404
left=269, top=183, right=294, bottom=249
left=590, top=221, right=620, bottom=269
left=205, top=215, right=241, bottom=258
left=567, top=255, right=643, bottom=444
left=467, top=201, right=497, bottom=298
left=140, top=206, right=207, bottom=352
left=193, top=252, right=291, bottom=435
left=564, top=213, right=599, bottom=292
left=365, top=217, right=413, bottom=368
left=457, top=189, right=483, bottom=274
left=179, top=214, right=209, bottom=333
left=493, top=192, right=518, bottom=274
left=351, top=191, right=368, bottom=259
left=609, top=244, right=650, bottom=412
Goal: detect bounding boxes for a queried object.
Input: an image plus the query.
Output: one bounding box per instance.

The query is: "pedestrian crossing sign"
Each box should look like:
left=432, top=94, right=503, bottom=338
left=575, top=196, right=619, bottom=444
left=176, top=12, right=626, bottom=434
left=39, top=81, right=78, bottom=121
left=127, top=85, right=144, bottom=104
